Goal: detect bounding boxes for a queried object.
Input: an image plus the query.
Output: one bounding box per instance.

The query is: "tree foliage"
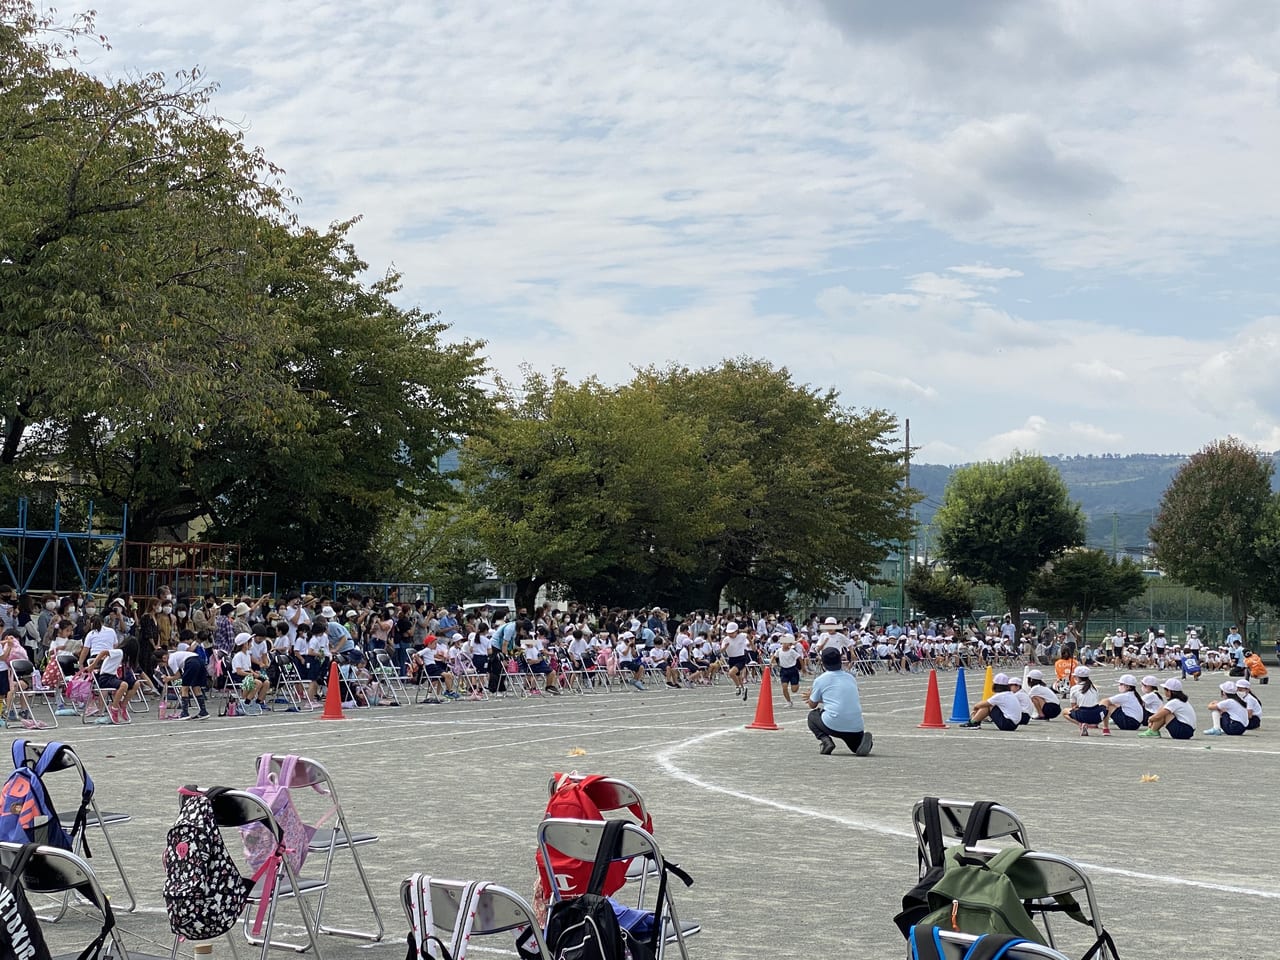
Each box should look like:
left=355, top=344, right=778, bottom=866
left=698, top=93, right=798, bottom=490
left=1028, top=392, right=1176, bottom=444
left=1028, top=549, right=1147, bottom=639
left=0, top=2, right=491, bottom=586
left=935, top=453, right=1085, bottom=625
left=1150, top=438, right=1276, bottom=630
left=461, top=360, right=916, bottom=610
left=905, top=564, right=975, bottom=620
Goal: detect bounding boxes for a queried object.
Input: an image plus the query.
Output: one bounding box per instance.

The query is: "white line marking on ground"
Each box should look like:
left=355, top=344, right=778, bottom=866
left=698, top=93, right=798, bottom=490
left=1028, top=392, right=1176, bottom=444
left=655, top=726, right=1280, bottom=900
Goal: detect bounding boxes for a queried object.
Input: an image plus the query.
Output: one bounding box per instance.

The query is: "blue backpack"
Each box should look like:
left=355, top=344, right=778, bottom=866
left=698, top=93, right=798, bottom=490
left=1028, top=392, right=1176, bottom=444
left=910, top=927, right=1031, bottom=960
left=0, top=740, right=93, bottom=853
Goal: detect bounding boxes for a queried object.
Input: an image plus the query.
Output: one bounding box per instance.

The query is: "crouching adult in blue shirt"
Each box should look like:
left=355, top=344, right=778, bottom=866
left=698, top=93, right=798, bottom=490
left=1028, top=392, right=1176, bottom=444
left=806, top=646, right=873, bottom=756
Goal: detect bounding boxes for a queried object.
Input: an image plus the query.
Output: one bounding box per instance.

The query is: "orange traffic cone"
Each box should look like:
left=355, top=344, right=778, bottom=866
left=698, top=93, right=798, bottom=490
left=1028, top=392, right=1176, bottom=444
left=746, top=667, right=781, bottom=731
left=918, top=669, right=948, bottom=729
left=320, top=661, right=346, bottom=720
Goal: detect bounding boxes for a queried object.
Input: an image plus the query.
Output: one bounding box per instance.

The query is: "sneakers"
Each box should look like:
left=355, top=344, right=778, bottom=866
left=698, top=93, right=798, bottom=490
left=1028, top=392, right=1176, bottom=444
left=854, top=732, right=874, bottom=757
left=94, top=713, right=113, bottom=725
left=818, top=736, right=836, bottom=756
left=1203, top=728, right=1224, bottom=736
left=444, top=691, right=461, bottom=700
left=55, top=707, right=77, bottom=717
left=1080, top=724, right=1089, bottom=737
left=547, top=687, right=561, bottom=696
left=468, top=690, right=483, bottom=701
left=194, top=711, right=211, bottom=721
left=631, top=680, right=645, bottom=691
left=1138, top=728, right=1162, bottom=738
left=175, top=712, right=192, bottom=721
left=740, top=686, right=749, bottom=702
left=1101, top=728, right=1111, bottom=736
left=961, top=720, right=982, bottom=728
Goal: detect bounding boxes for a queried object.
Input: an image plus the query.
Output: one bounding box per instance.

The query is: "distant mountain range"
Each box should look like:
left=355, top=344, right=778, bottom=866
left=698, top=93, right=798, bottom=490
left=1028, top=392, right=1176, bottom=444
left=911, top=453, right=1280, bottom=562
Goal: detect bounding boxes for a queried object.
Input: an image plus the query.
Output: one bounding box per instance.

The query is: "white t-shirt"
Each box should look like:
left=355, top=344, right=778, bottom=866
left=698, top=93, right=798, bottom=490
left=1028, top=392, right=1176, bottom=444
left=1244, top=693, right=1263, bottom=718
left=1216, top=697, right=1250, bottom=726
left=1109, top=689, right=1145, bottom=721
left=1069, top=684, right=1100, bottom=708
left=97, top=649, right=123, bottom=676
left=168, top=650, right=197, bottom=673
left=1012, top=688, right=1035, bottom=717
left=775, top=647, right=801, bottom=669
left=1161, top=698, right=1196, bottom=727
left=723, top=634, right=748, bottom=657
left=232, top=651, right=254, bottom=675
left=86, top=627, right=118, bottom=659
left=306, top=635, right=329, bottom=659
left=1141, top=690, right=1163, bottom=713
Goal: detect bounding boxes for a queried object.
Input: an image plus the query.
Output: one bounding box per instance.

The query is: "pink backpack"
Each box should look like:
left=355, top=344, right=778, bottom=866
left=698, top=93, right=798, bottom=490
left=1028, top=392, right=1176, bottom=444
left=241, top=754, right=317, bottom=875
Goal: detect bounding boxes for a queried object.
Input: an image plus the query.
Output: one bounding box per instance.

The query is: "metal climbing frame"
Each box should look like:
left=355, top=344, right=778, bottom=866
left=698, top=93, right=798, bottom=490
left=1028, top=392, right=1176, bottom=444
left=0, top=498, right=126, bottom=595
left=117, top=540, right=276, bottom=599
left=301, top=581, right=435, bottom=605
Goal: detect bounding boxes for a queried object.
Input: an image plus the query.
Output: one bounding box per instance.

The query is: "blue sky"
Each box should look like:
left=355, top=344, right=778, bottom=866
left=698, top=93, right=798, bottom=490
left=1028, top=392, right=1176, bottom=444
left=95, top=0, right=1280, bottom=462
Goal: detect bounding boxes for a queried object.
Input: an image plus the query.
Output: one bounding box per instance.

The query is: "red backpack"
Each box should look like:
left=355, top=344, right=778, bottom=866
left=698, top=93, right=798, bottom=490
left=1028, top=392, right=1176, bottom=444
left=534, top=773, right=653, bottom=901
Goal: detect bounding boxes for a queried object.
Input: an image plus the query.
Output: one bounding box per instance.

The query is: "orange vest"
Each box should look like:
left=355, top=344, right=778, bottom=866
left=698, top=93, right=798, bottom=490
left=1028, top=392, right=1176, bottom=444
left=1055, top=658, right=1079, bottom=681
left=1246, top=653, right=1269, bottom=678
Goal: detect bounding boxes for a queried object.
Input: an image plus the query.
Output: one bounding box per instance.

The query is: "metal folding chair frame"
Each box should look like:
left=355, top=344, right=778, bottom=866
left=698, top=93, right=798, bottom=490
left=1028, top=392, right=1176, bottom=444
left=15, top=740, right=138, bottom=918
left=0, top=842, right=136, bottom=960
left=911, top=927, right=1072, bottom=960
left=537, top=818, right=699, bottom=960
left=401, top=876, right=551, bottom=960
left=253, top=754, right=384, bottom=943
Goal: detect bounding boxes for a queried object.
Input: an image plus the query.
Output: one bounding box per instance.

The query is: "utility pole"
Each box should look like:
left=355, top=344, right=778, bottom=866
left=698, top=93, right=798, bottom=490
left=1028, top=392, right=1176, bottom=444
left=1111, top=511, right=1119, bottom=559
left=899, top=418, right=910, bottom=622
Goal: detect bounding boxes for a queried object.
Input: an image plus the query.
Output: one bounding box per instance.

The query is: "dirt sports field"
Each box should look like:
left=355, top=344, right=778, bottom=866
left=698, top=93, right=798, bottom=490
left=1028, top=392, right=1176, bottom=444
left=17, top=665, right=1275, bottom=960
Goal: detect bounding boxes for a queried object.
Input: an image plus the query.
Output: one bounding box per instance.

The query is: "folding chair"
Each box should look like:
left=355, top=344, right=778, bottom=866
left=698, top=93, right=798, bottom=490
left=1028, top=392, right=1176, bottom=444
left=13, top=739, right=138, bottom=918
left=911, top=798, right=1030, bottom=876
left=537, top=819, right=699, bottom=960
left=992, top=849, right=1120, bottom=960
left=372, top=651, right=410, bottom=705
left=178, top=786, right=326, bottom=960
left=909, top=927, right=1072, bottom=960
left=0, top=842, right=143, bottom=960
left=10, top=660, right=58, bottom=728
left=402, top=875, right=551, bottom=960
left=274, top=656, right=316, bottom=711
left=252, top=754, right=384, bottom=942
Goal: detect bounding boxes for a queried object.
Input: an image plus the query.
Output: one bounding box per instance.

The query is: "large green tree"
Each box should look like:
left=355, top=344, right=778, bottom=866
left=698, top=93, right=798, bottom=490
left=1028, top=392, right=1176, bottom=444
left=461, top=370, right=716, bottom=610
left=1, top=3, right=490, bottom=585
left=639, top=358, right=917, bottom=609
left=1028, top=549, right=1147, bottom=641
left=935, top=453, right=1085, bottom=626
left=1149, top=438, right=1276, bottom=631
left=905, top=564, right=975, bottom=621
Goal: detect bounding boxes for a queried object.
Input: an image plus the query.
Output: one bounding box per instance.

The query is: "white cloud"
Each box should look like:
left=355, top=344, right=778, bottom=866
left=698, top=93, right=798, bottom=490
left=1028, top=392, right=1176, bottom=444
left=949, top=265, right=1024, bottom=281
left=80, top=1, right=1280, bottom=464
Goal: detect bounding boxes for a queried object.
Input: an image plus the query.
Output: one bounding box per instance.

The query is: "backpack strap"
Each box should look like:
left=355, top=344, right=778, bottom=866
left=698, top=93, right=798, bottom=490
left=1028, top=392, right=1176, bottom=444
left=1080, top=927, right=1119, bottom=960
left=72, top=889, right=115, bottom=960
left=962, top=934, right=1029, bottom=960
left=981, top=846, right=1027, bottom=877
left=909, top=924, right=944, bottom=960
left=255, top=753, right=276, bottom=788
left=10, top=738, right=26, bottom=770
left=584, top=819, right=625, bottom=896
left=920, top=797, right=945, bottom=875
left=959, top=801, right=996, bottom=850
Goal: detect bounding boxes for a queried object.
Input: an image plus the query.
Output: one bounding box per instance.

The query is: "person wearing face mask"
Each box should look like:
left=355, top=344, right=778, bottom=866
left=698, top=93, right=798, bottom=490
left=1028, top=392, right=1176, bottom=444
left=36, top=594, right=59, bottom=640
left=138, top=599, right=162, bottom=689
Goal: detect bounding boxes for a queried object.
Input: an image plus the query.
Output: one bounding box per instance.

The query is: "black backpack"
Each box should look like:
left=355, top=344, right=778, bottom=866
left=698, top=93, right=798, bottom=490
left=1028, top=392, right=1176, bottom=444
left=534, top=821, right=691, bottom=960
left=895, top=799, right=996, bottom=939
left=163, top=787, right=255, bottom=940
left=0, top=844, right=51, bottom=960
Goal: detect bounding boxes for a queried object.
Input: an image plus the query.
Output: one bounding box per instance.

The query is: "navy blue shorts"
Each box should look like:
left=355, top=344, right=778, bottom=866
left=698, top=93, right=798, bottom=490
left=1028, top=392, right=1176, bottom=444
left=1113, top=711, right=1142, bottom=731
left=181, top=658, right=209, bottom=688
left=423, top=662, right=447, bottom=677
left=472, top=655, right=489, bottom=672
left=989, top=705, right=1019, bottom=732
left=1039, top=701, right=1062, bottom=720
left=1070, top=705, right=1106, bottom=725
left=1221, top=715, right=1246, bottom=736
left=727, top=655, right=748, bottom=671
left=528, top=660, right=551, bottom=675
left=1248, top=716, right=1260, bottom=730
left=1167, top=718, right=1194, bottom=740
left=778, top=666, right=801, bottom=685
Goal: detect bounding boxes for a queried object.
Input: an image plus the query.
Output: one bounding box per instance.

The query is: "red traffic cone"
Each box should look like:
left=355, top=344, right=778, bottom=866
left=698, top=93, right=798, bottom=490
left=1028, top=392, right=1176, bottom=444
left=918, top=669, right=948, bottom=729
left=320, top=661, right=346, bottom=720
left=746, top=666, right=781, bottom=731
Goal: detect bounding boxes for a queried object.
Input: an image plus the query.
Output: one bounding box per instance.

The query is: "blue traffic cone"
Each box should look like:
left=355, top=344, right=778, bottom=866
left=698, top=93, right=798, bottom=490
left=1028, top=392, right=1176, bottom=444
left=948, top=667, right=972, bottom=723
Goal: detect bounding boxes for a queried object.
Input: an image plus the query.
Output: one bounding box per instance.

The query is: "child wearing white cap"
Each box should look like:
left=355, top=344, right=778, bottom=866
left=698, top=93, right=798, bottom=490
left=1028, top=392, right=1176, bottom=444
left=1141, top=678, right=1195, bottom=739
left=1236, top=678, right=1262, bottom=730
left=1023, top=670, right=1061, bottom=720
left=1204, top=680, right=1252, bottom=736
left=1067, top=666, right=1105, bottom=736
left=960, top=673, right=1024, bottom=731
left=770, top=635, right=802, bottom=707
left=1138, top=676, right=1163, bottom=715
left=1098, top=674, right=1148, bottom=735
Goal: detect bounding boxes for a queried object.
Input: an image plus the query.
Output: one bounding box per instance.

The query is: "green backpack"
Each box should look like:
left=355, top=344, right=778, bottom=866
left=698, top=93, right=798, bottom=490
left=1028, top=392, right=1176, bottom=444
left=918, top=846, right=1045, bottom=944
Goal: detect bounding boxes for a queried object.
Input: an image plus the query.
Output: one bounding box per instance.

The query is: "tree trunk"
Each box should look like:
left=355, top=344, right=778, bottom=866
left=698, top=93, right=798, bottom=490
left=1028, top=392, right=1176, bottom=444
left=1007, top=593, right=1022, bottom=633
left=515, top=576, right=544, bottom=615
left=1232, top=591, right=1249, bottom=643
left=1, top=414, right=26, bottom=465
left=700, top=571, right=733, bottom=613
